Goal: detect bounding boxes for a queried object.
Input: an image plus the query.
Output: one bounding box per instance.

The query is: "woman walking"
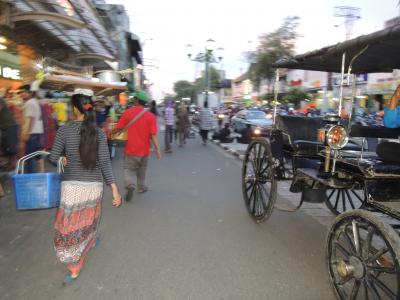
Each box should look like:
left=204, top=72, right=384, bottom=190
left=50, top=90, right=121, bottom=283
left=149, top=100, right=158, bottom=116
left=177, top=103, right=189, bottom=147
left=199, top=101, right=213, bottom=145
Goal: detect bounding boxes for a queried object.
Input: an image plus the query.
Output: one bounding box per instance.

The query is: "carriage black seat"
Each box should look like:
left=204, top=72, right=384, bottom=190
left=275, top=116, right=362, bottom=156
left=349, top=125, right=400, bottom=138
left=340, top=156, right=400, bottom=178
left=275, top=116, right=324, bottom=155
left=276, top=116, right=323, bottom=143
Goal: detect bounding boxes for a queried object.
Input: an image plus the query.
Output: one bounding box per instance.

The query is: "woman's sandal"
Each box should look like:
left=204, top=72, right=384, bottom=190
left=62, top=237, right=100, bottom=285
left=137, top=187, right=148, bottom=193
left=63, top=272, right=79, bottom=285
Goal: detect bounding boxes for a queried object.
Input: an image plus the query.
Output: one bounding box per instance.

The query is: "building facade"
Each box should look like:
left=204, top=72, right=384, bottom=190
left=0, top=0, right=142, bottom=89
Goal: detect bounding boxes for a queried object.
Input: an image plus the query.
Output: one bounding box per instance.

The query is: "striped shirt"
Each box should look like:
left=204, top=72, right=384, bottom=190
left=49, top=121, right=115, bottom=185
left=200, top=108, right=214, bottom=130
left=164, top=107, right=174, bottom=126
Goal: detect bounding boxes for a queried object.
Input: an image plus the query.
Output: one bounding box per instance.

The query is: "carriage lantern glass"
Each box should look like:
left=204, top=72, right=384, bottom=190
left=326, top=125, right=348, bottom=149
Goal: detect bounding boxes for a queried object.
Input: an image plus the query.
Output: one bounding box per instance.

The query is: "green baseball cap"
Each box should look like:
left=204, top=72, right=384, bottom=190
left=132, top=90, right=148, bottom=102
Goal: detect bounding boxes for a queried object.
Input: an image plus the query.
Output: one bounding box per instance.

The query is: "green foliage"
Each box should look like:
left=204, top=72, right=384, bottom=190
left=173, top=80, right=195, bottom=102
left=173, top=66, right=221, bottom=103
left=261, top=93, right=274, bottom=101
left=282, top=87, right=311, bottom=106
left=193, top=66, right=221, bottom=93
left=249, top=16, right=300, bottom=89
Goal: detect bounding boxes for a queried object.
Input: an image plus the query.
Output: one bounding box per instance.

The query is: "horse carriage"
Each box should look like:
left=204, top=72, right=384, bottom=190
left=242, top=25, right=400, bottom=299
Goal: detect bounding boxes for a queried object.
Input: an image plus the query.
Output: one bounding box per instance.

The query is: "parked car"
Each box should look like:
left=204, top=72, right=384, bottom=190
left=231, top=109, right=273, bottom=135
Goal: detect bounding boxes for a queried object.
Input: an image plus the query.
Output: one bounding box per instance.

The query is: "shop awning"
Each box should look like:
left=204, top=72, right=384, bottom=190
left=11, top=11, right=85, bottom=29
left=75, top=53, right=116, bottom=62
left=127, top=32, right=142, bottom=65
left=41, top=74, right=127, bottom=96
left=273, top=24, right=400, bottom=74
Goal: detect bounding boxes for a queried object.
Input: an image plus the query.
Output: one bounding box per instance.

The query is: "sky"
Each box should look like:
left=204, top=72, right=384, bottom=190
left=106, top=0, right=399, bottom=99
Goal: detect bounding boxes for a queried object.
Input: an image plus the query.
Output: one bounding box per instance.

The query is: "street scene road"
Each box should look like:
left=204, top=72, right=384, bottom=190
left=2, top=1, right=400, bottom=299
left=0, top=129, right=335, bottom=300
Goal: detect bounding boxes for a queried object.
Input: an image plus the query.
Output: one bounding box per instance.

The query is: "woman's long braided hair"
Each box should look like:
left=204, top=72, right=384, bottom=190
left=71, top=94, right=98, bottom=170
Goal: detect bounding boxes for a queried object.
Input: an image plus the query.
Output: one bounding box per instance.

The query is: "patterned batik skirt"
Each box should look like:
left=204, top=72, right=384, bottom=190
left=54, top=181, right=103, bottom=265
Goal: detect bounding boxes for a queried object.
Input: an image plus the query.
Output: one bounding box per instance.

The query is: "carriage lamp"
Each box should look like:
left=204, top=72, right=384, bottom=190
left=318, top=125, right=348, bottom=150
left=318, top=125, right=348, bottom=177
left=218, top=114, right=224, bottom=119
left=326, top=125, right=348, bottom=150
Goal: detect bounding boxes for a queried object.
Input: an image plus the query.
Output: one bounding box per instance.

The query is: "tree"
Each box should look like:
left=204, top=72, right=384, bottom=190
left=249, top=16, right=300, bottom=92
left=172, top=66, right=221, bottom=103
left=173, top=80, right=195, bottom=102
left=282, top=87, right=311, bottom=107
left=193, top=66, right=221, bottom=93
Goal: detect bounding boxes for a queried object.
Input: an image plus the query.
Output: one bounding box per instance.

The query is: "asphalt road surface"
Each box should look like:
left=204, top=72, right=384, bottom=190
left=0, top=133, right=335, bottom=300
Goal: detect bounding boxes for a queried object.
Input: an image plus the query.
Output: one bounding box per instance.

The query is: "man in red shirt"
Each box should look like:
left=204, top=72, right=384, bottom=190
left=115, top=91, right=161, bottom=201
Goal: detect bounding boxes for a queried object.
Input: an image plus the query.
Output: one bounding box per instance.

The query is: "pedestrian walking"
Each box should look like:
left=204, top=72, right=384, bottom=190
left=113, top=91, right=161, bottom=202
left=0, top=96, right=19, bottom=170
left=49, top=89, right=122, bottom=283
left=177, top=103, right=189, bottom=147
left=149, top=100, right=158, bottom=116
left=199, top=101, right=214, bottom=145
left=20, top=83, right=44, bottom=173
left=164, top=100, right=174, bottom=153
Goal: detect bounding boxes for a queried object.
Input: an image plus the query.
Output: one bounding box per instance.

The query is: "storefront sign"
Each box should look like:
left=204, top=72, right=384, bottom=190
left=333, top=73, right=368, bottom=86
left=0, top=65, right=20, bottom=80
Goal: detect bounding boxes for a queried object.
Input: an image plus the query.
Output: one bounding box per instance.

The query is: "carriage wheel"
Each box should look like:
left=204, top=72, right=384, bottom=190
left=326, top=209, right=400, bottom=300
left=242, top=139, right=277, bottom=223
left=325, top=188, right=366, bottom=215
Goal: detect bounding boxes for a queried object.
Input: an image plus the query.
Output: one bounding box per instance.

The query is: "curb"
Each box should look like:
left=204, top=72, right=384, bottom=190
left=191, top=127, right=245, bottom=161
left=212, top=140, right=245, bottom=161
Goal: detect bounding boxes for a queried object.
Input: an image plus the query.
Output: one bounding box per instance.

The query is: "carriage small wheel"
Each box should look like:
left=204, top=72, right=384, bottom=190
left=326, top=209, right=400, bottom=299
left=325, top=188, right=367, bottom=215
left=242, top=138, right=277, bottom=223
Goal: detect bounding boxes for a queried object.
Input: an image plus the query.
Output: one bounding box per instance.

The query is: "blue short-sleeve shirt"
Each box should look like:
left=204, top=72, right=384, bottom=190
left=384, top=106, right=400, bottom=128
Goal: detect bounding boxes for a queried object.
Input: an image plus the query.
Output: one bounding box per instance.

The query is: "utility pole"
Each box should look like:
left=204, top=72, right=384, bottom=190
left=333, top=6, right=361, bottom=117
left=327, top=6, right=361, bottom=91
left=334, top=6, right=361, bottom=41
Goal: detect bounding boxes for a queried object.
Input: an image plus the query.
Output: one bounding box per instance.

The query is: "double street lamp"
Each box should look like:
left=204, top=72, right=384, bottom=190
left=186, top=39, right=223, bottom=105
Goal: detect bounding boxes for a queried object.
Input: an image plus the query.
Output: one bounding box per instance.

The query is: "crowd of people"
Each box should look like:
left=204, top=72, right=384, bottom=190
left=161, top=100, right=193, bottom=152
left=2, top=81, right=400, bottom=284
left=0, top=85, right=163, bottom=283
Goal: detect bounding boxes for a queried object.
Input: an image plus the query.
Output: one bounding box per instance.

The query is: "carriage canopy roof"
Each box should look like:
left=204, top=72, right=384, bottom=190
left=273, top=24, right=400, bottom=74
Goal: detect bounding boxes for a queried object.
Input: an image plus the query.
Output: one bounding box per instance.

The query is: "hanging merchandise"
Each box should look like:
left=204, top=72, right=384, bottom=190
left=40, top=102, right=56, bottom=150
left=52, top=101, right=68, bottom=124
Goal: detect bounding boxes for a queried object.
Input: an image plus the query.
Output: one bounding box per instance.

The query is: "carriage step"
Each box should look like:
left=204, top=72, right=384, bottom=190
left=296, top=168, right=354, bottom=189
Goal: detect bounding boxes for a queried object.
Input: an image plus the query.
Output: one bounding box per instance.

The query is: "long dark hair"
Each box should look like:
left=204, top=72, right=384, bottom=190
left=150, top=100, right=158, bottom=116
left=71, top=94, right=98, bottom=169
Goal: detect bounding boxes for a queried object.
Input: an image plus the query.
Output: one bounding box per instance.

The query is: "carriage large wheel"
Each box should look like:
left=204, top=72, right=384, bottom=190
left=325, top=188, right=367, bottom=215
left=242, top=139, right=277, bottom=223
left=326, top=209, right=400, bottom=299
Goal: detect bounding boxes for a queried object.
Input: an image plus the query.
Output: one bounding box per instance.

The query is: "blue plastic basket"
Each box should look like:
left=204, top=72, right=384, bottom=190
left=12, top=173, right=60, bottom=210
left=12, top=151, right=61, bottom=210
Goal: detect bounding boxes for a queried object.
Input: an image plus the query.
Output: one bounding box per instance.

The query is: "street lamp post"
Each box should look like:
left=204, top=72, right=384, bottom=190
left=186, top=39, right=223, bottom=107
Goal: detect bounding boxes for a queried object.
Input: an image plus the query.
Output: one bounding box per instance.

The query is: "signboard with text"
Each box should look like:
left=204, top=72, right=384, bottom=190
left=333, top=73, right=368, bottom=86
left=0, top=65, right=20, bottom=80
